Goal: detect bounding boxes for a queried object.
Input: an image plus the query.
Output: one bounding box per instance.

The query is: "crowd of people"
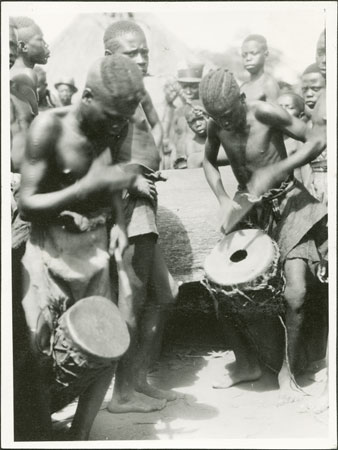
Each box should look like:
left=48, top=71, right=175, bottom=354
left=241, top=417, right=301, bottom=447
left=9, top=15, right=328, bottom=441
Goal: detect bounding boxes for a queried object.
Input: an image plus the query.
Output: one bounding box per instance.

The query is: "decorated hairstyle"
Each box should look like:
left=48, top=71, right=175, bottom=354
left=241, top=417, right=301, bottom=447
left=86, top=55, right=145, bottom=115
left=199, top=68, right=241, bottom=117
left=10, top=16, right=42, bottom=43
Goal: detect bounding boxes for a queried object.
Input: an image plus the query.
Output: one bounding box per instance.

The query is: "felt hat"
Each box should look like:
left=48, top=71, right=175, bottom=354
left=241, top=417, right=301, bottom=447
left=177, top=64, right=204, bottom=83
left=54, top=77, right=78, bottom=93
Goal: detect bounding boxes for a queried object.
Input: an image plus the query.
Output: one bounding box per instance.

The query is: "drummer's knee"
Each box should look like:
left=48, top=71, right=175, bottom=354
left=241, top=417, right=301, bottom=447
left=284, top=282, right=307, bottom=312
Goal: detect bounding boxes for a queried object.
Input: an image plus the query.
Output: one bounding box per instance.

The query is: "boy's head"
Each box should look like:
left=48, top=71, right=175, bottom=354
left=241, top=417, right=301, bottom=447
left=200, top=68, right=246, bottom=131
left=9, top=19, right=18, bottom=68
left=278, top=81, right=293, bottom=95
left=177, top=65, right=204, bottom=101
left=184, top=101, right=208, bottom=137
left=241, top=34, right=268, bottom=75
left=301, top=63, right=325, bottom=109
left=81, top=55, right=145, bottom=138
left=55, top=78, right=78, bottom=106
left=11, top=16, right=49, bottom=65
left=103, top=20, right=149, bottom=76
left=277, top=92, right=305, bottom=118
left=316, top=30, right=326, bottom=78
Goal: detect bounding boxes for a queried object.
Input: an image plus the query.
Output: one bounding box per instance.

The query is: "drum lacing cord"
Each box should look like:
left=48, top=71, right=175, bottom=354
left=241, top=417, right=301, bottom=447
left=278, top=315, right=310, bottom=396
left=204, top=284, right=280, bottom=374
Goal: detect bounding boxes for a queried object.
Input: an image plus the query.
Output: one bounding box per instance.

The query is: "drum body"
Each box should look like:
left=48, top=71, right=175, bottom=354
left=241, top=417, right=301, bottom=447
left=203, top=229, right=285, bottom=316
left=47, top=296, right=130, bottom=413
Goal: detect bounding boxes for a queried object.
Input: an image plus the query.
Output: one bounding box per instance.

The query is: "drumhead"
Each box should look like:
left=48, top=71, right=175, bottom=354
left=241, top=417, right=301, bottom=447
left=204, top=229, right=277, bottom=287
left=63, top=296, right=130, bottom=360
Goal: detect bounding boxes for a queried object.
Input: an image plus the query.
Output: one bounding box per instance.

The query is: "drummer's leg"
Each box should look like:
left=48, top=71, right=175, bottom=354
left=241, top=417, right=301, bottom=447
left=108, top=234, right=167, bottom=413
left=278, top=257, right=308, bottom=402
left=213, top=310, right=262, bottom=388
left=69, top=366, right=116, bottom=440
left=135, top=243, right=179, bottom=401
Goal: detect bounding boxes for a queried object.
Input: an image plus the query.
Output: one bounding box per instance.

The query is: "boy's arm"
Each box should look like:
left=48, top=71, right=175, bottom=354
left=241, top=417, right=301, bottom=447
left=255, top=101, right=307, bottom=141
left=10, top=69, right=39, bottom=116
left=203, top=120, right=231, bottom=205
left=19, top=114, right=134, bottom=220
left=141, top=91, right=163, bottom=149
left=248, top=100, right=326, bottom=197
left=263, top=77, right=280, bottom=103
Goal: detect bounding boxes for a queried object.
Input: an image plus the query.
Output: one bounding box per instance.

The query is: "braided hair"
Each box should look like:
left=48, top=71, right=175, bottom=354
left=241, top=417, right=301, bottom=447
left=199, top=68, right=241, bottom=117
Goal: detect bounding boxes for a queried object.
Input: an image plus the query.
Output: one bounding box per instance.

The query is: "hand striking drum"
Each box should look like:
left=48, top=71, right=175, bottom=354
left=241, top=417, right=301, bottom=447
left=200, top=68, right=327, bottom=401
left=19, top=55, right=144, bottom=439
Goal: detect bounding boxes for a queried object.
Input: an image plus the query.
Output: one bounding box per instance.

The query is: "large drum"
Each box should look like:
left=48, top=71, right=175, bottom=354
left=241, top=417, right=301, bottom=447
left=203, top=229, right=285, bottom=316
left=46, top=296, right=130, bottom=413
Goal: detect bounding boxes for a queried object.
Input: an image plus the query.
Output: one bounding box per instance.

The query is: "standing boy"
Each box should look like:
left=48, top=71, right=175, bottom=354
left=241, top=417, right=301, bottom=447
left=103, top=20, right=178, bottom=414
left=240, top=34, right=280, bottom=102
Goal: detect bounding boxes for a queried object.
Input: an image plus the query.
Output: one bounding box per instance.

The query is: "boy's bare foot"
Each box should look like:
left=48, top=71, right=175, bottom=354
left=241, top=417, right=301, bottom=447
left=136, top=381, right=178, bottom=401
left=107, top=391, right=166, bottom=413
left=277, top=366, right=307, bottom=405
left=212, top=365, right=262, bottom=389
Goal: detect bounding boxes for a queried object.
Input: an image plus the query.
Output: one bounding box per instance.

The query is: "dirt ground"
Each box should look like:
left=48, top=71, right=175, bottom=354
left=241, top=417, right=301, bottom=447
left=52, top=344, right=329, bottom=442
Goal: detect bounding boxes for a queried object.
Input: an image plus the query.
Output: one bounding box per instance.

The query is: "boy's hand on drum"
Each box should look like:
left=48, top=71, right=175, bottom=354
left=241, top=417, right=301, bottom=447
left=109, top=224, right=129, bottom=257
left=218, top=199, right=242, bottom=234
left=129, top=175, right=158, bottom=206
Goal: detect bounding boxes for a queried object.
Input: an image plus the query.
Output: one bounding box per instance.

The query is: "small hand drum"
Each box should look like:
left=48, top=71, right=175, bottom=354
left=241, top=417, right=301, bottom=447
left=203, top=229, right=285, bottom=316
left=50, top=296, right=130, bottom=412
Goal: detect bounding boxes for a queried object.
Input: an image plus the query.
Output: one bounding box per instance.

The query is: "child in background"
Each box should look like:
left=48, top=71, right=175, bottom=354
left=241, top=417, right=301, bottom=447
left=240, top=34, right=279, bottom=102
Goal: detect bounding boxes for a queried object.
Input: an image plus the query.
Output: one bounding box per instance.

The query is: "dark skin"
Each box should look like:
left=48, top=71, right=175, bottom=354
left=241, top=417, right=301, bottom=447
left=240, top=40, right=280, bottom=102
left=204, top=95, right=317, bottom=400
left=10, top=25, right=50, bottom=171
left=19, top=65, right=138, bottom=439
left=105, top=30, right=178, bottom=413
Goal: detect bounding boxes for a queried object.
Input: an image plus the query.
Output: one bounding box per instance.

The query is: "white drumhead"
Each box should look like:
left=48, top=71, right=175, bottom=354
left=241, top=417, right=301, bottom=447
left=204, top=229, right=276, bottom=286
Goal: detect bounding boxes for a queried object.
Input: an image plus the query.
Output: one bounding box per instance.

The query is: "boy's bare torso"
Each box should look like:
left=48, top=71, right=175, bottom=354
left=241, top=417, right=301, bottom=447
left=215, top=103, right=287, bottom=187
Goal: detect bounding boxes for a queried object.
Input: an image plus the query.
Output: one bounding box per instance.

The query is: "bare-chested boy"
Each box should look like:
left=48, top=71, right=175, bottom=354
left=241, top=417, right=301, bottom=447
left=10, top=16, right=50, bottom=171
left=247, top=31, right=328, bottom=409
left=163, top=65, right=204, bottom=168
left=103, top=20, right=178, bottom=414
left=300, top=63, right=327, bottom=202
left=19, top=55, right=144, bottom=439
left=301, top=63, right=326, bottom=111
left=184, top=101, right=229, bottom=168
left=200, top=68, right=326, bottom=401
left=241, top=34, right=280, bottom=102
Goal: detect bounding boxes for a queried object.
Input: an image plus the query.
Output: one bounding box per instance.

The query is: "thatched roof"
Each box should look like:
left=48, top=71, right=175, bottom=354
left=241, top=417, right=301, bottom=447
left=45, top=12, right=204, bottom=93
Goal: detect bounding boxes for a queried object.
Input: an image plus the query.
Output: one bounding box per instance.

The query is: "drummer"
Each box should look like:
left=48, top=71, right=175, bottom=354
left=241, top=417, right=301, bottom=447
left=248, top=30, right=328, bottom=407
left=200, top=68, right=326, bottom=402
left=18, top=55, right=143, bottom=439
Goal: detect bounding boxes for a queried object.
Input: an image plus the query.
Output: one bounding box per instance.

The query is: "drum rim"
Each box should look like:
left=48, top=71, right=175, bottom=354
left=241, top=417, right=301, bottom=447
left=204, top=228, right=277, bottom=286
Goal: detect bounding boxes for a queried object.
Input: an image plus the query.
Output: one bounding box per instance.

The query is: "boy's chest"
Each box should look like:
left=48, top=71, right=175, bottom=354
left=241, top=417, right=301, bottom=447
left=242, top=81, right=267, bottom=102
left=55, top=132, right=95, bottom=181
left=219, top=124, right=273, bottom=163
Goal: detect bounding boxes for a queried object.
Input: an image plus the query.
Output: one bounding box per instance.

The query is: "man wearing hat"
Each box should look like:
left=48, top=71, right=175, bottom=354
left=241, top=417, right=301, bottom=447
left=54, top=77, right=78, bottom=106
left=163, top=64, right=204, bottom=168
